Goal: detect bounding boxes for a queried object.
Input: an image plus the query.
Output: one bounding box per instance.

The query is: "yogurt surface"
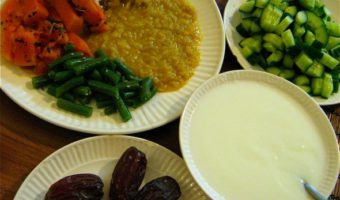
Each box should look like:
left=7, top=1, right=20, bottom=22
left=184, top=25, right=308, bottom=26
left=188, top=80, right=327, bottom=200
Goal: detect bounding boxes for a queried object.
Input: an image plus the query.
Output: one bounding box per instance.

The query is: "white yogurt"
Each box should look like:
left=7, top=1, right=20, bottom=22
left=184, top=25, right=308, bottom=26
left=188, top=80, right=327, bottom=200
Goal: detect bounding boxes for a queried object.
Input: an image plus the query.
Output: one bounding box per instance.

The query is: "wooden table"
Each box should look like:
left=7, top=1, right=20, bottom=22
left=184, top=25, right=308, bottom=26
left=1, top=1, right=340, bottom=199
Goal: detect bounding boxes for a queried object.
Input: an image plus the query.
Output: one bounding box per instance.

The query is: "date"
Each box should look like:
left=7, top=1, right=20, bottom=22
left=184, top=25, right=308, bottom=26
left=134, top=176, right=181, bottom=200
left=44, top=173, right=104, bottom=200
left=110, top=146, right=147, bottom=200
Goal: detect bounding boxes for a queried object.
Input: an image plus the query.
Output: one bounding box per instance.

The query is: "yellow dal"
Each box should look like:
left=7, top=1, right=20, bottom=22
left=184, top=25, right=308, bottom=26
left=87, top=0, right=201, bottom=92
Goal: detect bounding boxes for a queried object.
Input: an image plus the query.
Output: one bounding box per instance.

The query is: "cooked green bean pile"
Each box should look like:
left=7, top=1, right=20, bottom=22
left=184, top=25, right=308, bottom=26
left=32, top=44, right=157, bottom=122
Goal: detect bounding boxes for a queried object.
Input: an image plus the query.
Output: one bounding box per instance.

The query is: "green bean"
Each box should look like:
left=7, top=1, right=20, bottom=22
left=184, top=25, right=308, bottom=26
left=32, top=75, right=50, bottom=89
left=114, top=96, right=132, bottom=122
left=94, top=49, right=107, bottom=58
left=47, top=70, right=56, bottom=79
left=104, top=105, right=117, bottom=115
left=118, top=81, right=140, bottom=92
left=113, top=58, right=136, bottom=78
left=122, top=91, right=137, bottom=99
left=88, top=80, right=119, bottom=99
left=139, top=77, right=153, bottom=102
left=54, top=70, right=74, bottom=82
left=55, top=76, right=85, bottom=97
left=70, top=57, right=109, bottom=76
left=100, top=68, right=121, bottom=85
left=47, top=85, right=57, bottom=96
left=48, top=52, right=84, bottom=70
left=57, top=98, right=92, bottom=117
left=61, top=93, right=76, bottom=102
left=73, top=86, right=92, bottom=96
left=63, top=43, right=75, bottom=54
left=65, top=57, right=95, bottom=69
left=96, top=99, right=114, bottom=108
left=108, top=60, right=117, bottom=71
left=88, top=70, right=103, bottom=81
left=47, top=85, right=76, bottom=101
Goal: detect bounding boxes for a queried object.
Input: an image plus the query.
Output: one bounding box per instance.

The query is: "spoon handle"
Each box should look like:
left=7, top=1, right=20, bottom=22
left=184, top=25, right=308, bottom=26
left=303, top=182, right=329, bottom=200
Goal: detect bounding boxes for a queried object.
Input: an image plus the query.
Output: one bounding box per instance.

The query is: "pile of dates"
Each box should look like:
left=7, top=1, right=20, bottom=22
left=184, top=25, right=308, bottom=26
left=45, top=147, right=181, bottom=200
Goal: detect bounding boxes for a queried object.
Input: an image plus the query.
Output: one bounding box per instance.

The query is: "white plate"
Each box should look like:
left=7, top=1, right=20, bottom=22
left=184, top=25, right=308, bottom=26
left=14, top=135, right=209, bottom=200
left=180, top=70, right=340, bottom=199
left=223, top=0, right=340, bottom=105
left=0, top=0, right=225, bottom=134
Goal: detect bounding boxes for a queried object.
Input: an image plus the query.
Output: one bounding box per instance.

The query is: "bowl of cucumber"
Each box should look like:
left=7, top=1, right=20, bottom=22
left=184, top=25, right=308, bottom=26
left=224, top=0, right=340, bottom=105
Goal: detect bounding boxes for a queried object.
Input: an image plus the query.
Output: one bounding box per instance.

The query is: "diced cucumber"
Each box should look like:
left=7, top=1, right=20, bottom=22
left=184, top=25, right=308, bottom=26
left=331, top=69, right=340, bottom=93
left=285, top=6, right=298, bottom=17
left=260, top=3, right=283, bottom=32
left=314, top=0, right=323, bottom=8
left=267, top=51, right=283, bottom=65
left=295, top=11, right=308, bottom=25
left=239, top=35, right=262, bottom=53
left=241, top=46, right=258, bottom=64
left=263, top=33, right=284, bottom=50
left=321, top=73, right=334, bottom=98
left=281, top=29, right=295, bottom=48
left=305, top=11, right=324, bottom=29
left=279, top=69, right=295, bottom=80
left=237, top=18, right=262, bottom=37
left=320, top=52, right=339, bottom=69
left=252, top=8, right=263, bottom=18
left=266, top=66, right=281, bottom=75
left=322, top=6, right=331, bottom=21
left=298, top=0, right=315, bottom=10
left=274, top=16, right=294, bottom=35
left=330, top=45, right=340, bottom=58
left=304, top=31, right=316, bottom=46
left=295, top=52, right=313, bottom=72
left=298, top=85, right=312, bottom=94
left=240, top=0, right=256, bottom=13
left=325, top=22, right=340, bottom=37
left=293, top=25, right=306, bottom=38
left=294, top=75, right=310, bottom=85
left=270, top=0, right=288, bottom=10
left=283, top=55, right=294, bottom=68
left=326, top=37, right=340, bottom=50
left=314, top=26, right=329, bottom=46
left=311, top=78, right=323, bottom=95
left=255, top=0, right=268, bottom=8
left=305, top=62, right=324, bottom=77
left=263, top=42, right=276, bottom=52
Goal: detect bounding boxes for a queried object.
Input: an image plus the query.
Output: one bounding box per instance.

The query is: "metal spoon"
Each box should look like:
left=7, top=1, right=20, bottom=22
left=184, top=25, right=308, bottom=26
left=303, top=180, right=329, bottom=200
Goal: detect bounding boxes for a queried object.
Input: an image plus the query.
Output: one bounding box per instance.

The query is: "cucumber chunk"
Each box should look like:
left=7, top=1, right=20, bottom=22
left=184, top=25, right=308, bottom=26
left=285, top=6, right=298, bottom=17
left=295, top=52, right=314, bottom=72
left=305, top=62, right=324, bottom=77
left=304, top=31, right=316, bottom=46
left=281, top=29, right=295, bottom=48
left=255, top=0, right=268, bottom=8
left=321, top=73, right=334, bottom=98
left=263, top=42, right=276, bottom=52
left=263, top=33, right=284, bottom=50
left=326, top=37, right=340, bottom=50
left=260, top=4, right=283, bottom=32
left=239, top=35, right=262, bottom=53
left=320, top=52, right=339, bottom=69
left=325, top=22, right=340, bottom=37
left=294, top=75, right=310, bottom=85
left=311, top=78, right=323, bottom=95
left=274, top=16, right=294, bottom=35
left=283, top=55, right=294, bottom=68
left=266, top=66, right=281, bottom=75
left=240, top=0, right=256, bottom=13
left=279, top=69, right=295, bottom=80
left=298, top=0, right=315, bottom=10
left=267, top=51, right=283, bottom=65
left=295, top=11, right=308, bottom=25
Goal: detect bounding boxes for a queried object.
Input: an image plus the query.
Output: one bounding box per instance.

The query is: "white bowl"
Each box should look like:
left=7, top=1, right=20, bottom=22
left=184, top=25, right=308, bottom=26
left=223, top=0, right=340, bottom=105
left=180, top=70, right=340, bottom=199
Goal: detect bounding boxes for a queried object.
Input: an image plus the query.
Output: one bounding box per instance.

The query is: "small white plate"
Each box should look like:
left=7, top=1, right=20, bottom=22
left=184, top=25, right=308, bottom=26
left=0, top=0, right=225, bottom=134
left=180, top=70, right=340, bottom=199
left=223, top=0, right=340, bottom=105
left=14, top=135, right=209, bottom=200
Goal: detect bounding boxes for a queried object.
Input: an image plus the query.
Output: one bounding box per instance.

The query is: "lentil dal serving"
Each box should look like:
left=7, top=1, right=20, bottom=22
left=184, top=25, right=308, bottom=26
left=87, top=0, right=201, bottom=92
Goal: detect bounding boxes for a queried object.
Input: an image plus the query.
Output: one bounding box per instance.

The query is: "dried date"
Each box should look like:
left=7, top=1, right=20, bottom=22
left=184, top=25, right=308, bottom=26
left=134, top=176, right=181, bottom=200
left=110, top=146, right=147, bottom=200
left=44, top=173, right=104, bottom=200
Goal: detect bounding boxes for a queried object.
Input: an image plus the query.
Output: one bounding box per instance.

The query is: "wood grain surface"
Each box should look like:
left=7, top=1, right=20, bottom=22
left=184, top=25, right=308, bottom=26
left=0, top=0, right=339, bottom=199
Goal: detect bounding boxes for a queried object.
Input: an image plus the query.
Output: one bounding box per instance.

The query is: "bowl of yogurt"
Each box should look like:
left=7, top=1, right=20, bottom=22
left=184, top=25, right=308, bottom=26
left=179, top=70, right=340, bottom=200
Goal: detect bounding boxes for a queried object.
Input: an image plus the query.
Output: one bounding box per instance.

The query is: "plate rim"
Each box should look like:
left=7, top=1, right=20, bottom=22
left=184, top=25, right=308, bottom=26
left=179, top=70, right=340, bottom=199
left=223, top=0, right=340, bottom=106
left=14, top=135, right=206, bottom=199
left=0, top=0, right=226, bottom=134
